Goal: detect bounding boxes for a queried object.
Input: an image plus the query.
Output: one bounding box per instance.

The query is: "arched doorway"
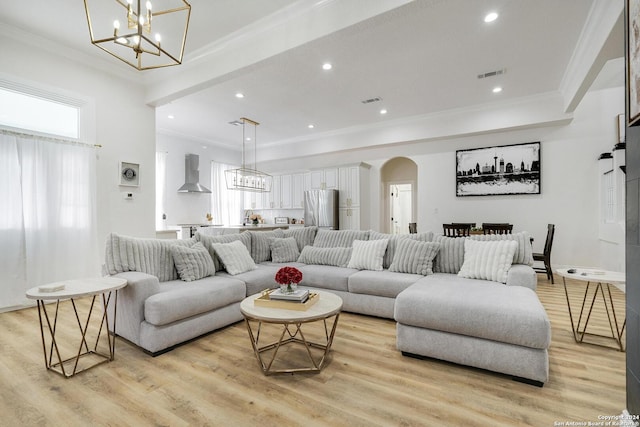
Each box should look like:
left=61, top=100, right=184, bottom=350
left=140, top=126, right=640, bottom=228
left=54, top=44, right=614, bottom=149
left=381, top=157, right=418, bottom=234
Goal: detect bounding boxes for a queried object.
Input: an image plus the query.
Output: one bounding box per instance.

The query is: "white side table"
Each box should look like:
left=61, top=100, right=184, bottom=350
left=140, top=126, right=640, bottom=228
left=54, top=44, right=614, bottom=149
left=26, top=277, right=127, bottom=377
left=556, top=268, right=625, bottom=351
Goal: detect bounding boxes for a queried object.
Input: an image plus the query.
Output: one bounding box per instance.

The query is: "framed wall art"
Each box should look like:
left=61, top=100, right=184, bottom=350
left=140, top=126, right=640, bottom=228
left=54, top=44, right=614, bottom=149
left=456, top=142, right=540, bottom=197
left=119, top=161, right=140, bottom=187
left=628, top=0, right=640, bottom=126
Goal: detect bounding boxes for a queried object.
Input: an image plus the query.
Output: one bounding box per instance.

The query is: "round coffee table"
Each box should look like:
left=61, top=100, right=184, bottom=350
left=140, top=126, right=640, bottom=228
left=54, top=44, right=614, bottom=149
left=556, top=268, right=625, bottom=351
left=240, top=290, right=342, bottom=375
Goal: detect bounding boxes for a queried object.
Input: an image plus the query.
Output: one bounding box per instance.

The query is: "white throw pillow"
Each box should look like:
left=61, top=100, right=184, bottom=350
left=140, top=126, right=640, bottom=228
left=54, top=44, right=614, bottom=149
left=211, top=240, right=257, bottom=275
left=458, top=239, right=517, bottom=283
left=347, top=239, right=389, bottom=271
left=270, top=237, right=300, bottom=263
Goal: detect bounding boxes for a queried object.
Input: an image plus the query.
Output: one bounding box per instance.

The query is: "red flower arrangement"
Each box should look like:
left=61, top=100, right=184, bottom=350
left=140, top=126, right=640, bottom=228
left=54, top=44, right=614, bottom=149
left=275, top=266, right=303, bottom=285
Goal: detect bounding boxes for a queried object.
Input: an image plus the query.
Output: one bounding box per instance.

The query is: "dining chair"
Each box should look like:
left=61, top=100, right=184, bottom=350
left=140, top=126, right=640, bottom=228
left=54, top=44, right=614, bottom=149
left=533, top=224, right=555, bottom=284
left=443, top=223, right=471, bottom=237
left=408, top=222, right=417, bottom=234
left=482, top=223, right=513, bottom=234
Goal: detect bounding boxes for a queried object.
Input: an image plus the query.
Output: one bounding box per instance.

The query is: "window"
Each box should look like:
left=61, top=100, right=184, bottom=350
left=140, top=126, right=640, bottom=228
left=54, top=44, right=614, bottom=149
left=212, top=161, right=244, bottom=225
left=0, top=87, right=79, bottom=139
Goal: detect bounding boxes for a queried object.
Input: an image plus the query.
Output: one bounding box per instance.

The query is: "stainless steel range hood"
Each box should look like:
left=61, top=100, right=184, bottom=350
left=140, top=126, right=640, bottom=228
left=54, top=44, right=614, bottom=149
left=178, top=154, right=211, bottom=193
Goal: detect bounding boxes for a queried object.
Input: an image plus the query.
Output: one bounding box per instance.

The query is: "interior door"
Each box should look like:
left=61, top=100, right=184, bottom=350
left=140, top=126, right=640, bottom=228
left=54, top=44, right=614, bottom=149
left=390, top=183, right=412, bottom=235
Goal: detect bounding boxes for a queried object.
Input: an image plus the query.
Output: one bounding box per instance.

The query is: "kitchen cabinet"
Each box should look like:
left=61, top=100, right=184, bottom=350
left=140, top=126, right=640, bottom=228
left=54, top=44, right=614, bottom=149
left=310, top=168, right=338, bottom=189
left=292, top=173, right=305, bottom=208
left=280, top=174, right=292, bottom=208
left=337, top=163, right=370, bottom=230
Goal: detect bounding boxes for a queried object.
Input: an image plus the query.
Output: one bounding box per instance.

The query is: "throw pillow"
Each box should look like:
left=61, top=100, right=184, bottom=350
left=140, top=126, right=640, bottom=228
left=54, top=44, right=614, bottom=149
left=313, top=229, right=370, bottom=248
left=195, top=231, right=252, bottom=271
left=297, top=246, right=353, bottom=268
left=280, top=226, right=318, bottom=250
left=270, top=237, right=301, bottom=263
left=170, top=242, right=215, bottom=282
left=369, top=230, right=435, bottom=269
left=457, top=239, right=518, bottom=284
left=469, top=231, right=534, bottom=266
left=389, top=239, right=440, bottom=275
left=211, top=240, right=257, bottom=275
left=433, top=235, right=466, bottom=274
left=249, top=229, right=284, bottom=263
left=347, top=239, right=389, bottom=271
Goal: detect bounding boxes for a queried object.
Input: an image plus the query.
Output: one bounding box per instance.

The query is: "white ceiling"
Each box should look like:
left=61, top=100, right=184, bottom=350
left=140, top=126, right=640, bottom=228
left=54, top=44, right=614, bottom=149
left=0, top=0, right=624, bottom=156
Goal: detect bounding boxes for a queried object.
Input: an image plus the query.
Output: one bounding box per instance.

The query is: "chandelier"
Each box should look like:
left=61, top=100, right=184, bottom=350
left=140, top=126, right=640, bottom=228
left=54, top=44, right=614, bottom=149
left=83, top=0, right=191, bottom=70
left=225, top=118, right=273, bottom=193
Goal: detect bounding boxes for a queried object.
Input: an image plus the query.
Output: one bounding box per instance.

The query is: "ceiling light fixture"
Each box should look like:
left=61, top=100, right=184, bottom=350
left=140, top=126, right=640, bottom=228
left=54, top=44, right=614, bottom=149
left=235, top=93, right=244, bottom=98
left=484, top=12, right=498, bottom=23
left=168, top=114, right=174, bottom=119
left=83, top=0, right=191, bottom=71
left=493, top=86, right=503, bottom=93
left=308, top=124, right=315, bottom=129
left=322, top=63, right=333, bottom=70
left=225, top=118, right=272, bottom=193
left=380, top=109, right=388, bottom=115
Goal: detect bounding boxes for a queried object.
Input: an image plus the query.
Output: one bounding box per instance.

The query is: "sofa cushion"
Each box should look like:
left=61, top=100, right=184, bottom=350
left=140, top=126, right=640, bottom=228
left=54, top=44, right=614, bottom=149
left=217, top=264, right=281, bottom=296
left=313, top=229, right=369, bottom=248
left=389, top=239, right=440, bottom=275
left=394, top=275, right=551, bottom=349
left=249, top=230, right=284, bottom=263
left=347, top=239, right=388, bottom=271
left=280, top=226, right=318, bottom=251
left=298, top=264, right=359, bottom=292
left=369, top=230, right=435, bottom=268
left=104, top=233, right=194, bottom=282
left=458, top=239, right=517, bottom=284
left=195, top=231, right=252, bottom=271
left=144, top=276, right=246, bottom=326
left=170, top=242, right=215, bottom=282
left=211, top=240, right=257, bottom=275
left=298, top=246, right=352, bottom=267
left=469, top=231, right=534, bottom=266
left=270, top=237, right=300, bottom=263
left=348, top=270, right=423, bottom=298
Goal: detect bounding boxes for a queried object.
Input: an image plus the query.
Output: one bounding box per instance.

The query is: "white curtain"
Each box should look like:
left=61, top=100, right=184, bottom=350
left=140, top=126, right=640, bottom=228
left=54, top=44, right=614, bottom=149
left=211, top=161, right=244, bottom=226
left=0, top=133, right=98, bottom=310
left=156, top=151, right=167, bottom=230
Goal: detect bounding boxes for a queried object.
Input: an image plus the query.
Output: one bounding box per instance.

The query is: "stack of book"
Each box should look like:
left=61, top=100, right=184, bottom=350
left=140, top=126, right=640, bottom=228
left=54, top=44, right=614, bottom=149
left=269, top=288, right=309, bottom=303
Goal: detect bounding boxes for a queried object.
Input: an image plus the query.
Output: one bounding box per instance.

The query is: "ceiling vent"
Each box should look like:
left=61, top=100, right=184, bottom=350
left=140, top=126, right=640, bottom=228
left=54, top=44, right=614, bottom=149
left=477, top=69, right=506, bottom=79
left=361, top=97, right=382, bottom=104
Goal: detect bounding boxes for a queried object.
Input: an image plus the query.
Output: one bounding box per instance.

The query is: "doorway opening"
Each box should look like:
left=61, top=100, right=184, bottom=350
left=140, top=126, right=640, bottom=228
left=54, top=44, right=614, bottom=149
left=381, top=157, right=417, bottom=234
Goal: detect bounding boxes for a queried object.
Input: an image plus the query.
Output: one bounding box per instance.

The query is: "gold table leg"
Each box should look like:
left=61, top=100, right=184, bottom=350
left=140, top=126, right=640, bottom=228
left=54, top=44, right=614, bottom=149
left=563, top=277, right=625, bottom=351
left=243, top=313, right=340, bottom=375
left=35, top=290, right=120, bottom=378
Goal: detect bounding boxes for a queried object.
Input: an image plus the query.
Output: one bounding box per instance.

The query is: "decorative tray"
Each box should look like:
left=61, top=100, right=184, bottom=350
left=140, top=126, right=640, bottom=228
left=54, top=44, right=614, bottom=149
left=254, top=289, right=319, bottom=311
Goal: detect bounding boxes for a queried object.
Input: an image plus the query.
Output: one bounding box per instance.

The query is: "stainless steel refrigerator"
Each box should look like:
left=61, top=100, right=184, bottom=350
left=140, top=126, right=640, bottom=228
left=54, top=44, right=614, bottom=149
left=304, top=189, right=339, bottom=229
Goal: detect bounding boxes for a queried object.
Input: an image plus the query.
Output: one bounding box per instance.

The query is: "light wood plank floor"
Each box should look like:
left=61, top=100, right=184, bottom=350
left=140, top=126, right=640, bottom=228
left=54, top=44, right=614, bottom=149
left=0, top=275, right=627, bottom=427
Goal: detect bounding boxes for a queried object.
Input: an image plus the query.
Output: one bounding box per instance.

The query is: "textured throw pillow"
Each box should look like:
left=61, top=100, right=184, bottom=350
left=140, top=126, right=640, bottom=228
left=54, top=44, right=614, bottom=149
left=433, top=235, right=466, bottom=274
left=469, top=231, right=533, bottom=266
left=211, top=240, right=257, bottom=275
left=347, top=239, right=389, bottom=271
left=369, top=230, right=435, bottom=269
left=313, top=229, right=370, bottom=248
left=297, top=246, right=353, bottom=268
left=389, top=239, right=440, bottom=275
left=270, top=237, right=301, bottom=263
left=280, top=226, right=318, bottom=251
left=458, top=239, right=518, bottom=283
left=249, top=230, right=284, bottom=263
left=195, top=231, right=252, bottom=271
left=170, top=242, right=215, bottom=282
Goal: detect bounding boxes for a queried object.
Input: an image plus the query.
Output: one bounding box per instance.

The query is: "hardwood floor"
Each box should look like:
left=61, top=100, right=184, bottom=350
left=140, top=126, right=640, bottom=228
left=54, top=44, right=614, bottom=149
left=0, top=275, right=627, bottom=426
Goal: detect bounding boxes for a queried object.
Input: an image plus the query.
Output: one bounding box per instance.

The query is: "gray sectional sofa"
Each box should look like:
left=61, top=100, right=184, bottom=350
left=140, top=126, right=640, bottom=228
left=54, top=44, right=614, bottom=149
left=103, top=227, right=550, bottom=385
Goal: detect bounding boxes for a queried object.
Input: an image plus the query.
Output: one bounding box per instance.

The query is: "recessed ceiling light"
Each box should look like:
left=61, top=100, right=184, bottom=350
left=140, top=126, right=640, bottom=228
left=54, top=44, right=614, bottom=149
left=308, top=124, right=315, bottom=129
left=322, top=63, right=332, bottom=71
left=235, top=92, right=244, bottom=98
left=493, top=86, right=503, bottom=93
left=168, top=114, right=174, bottom=119
left=484, top=12, right=498, bottom=23
left=380, top=109, right=388, bottom=115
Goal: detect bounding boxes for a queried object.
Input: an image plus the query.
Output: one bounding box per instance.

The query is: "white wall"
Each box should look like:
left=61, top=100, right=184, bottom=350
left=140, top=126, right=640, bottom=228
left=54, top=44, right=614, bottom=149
left=258, top=87, right=625, bottom=269
left=0, top=34, right=156, bottom=268
left=156, top=133, right=239, bottom=226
